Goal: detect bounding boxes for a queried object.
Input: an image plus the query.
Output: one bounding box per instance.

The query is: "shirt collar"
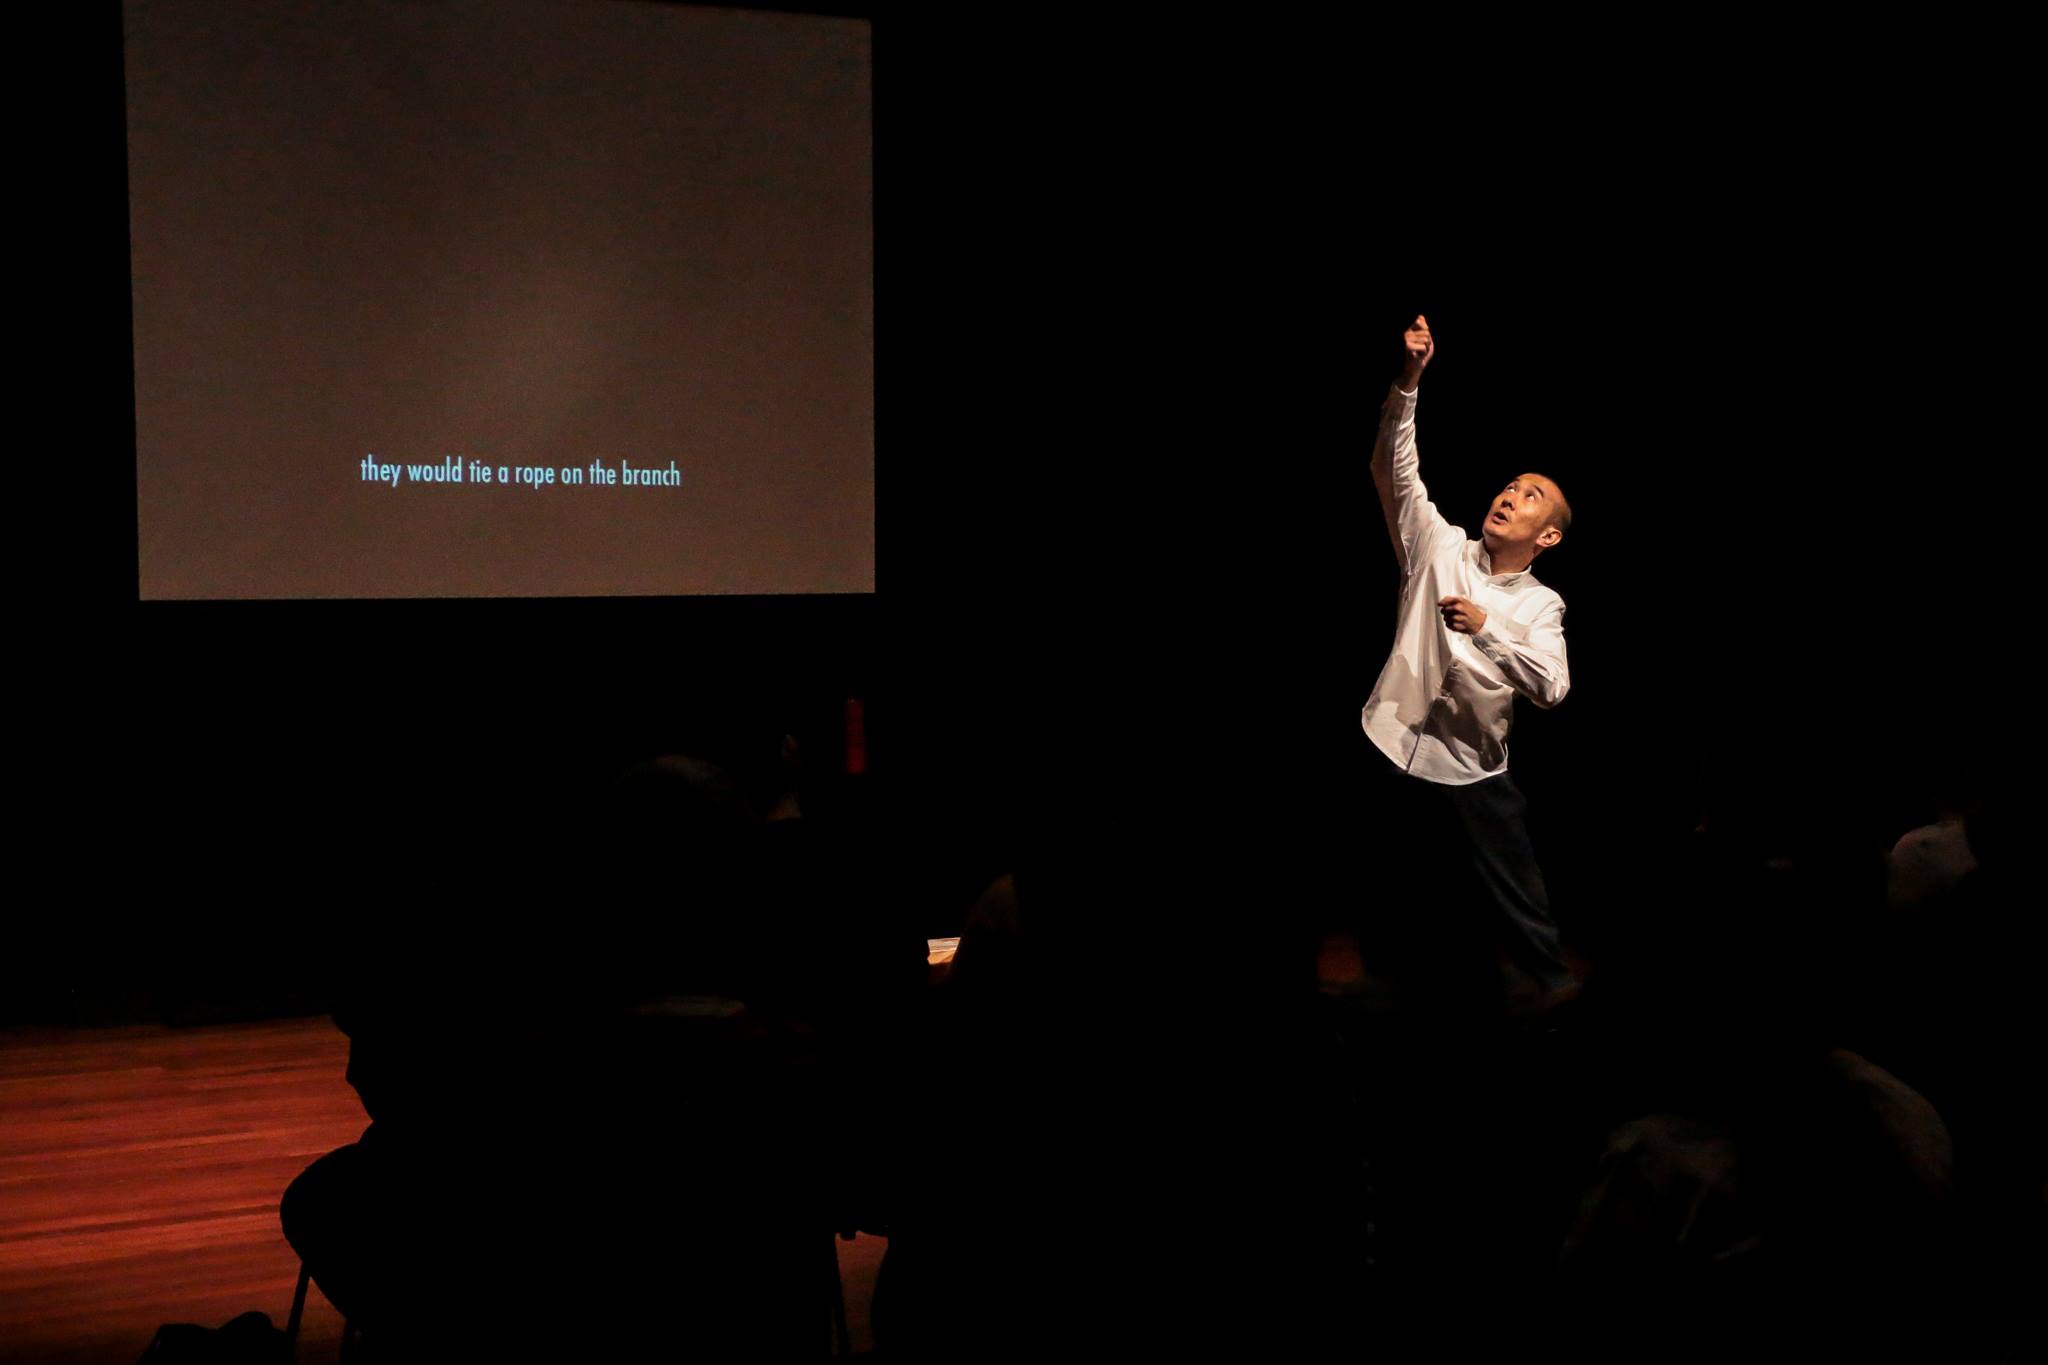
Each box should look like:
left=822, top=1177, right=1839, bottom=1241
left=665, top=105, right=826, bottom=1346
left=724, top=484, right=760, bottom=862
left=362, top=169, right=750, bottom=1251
left=1474, top=540, right=1531, bottom=585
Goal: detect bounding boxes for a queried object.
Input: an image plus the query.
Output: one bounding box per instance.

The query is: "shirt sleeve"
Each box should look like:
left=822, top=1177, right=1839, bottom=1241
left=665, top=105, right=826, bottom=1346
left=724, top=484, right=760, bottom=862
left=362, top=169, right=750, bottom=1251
left=1371, top=381, right=1456, bottom=575
left=1472, top=596, right=1571, bottom=708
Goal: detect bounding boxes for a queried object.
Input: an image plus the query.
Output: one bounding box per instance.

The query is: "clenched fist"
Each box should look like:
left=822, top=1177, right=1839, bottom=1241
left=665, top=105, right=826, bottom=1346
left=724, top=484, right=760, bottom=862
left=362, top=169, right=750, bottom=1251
left=1439, top=595, right=1486, bottom=635
left=1401, top=314, right=1435, bottom=389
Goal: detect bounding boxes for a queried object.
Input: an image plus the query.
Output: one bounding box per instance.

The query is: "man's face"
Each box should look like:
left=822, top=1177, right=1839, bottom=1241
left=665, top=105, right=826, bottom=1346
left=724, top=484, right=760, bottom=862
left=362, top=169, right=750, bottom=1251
left=1480, top=473, right=1563, bottom=557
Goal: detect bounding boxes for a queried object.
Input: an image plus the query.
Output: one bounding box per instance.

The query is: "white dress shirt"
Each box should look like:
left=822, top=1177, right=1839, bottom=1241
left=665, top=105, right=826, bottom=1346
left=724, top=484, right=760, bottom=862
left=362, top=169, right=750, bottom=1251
left=1361, top=381, right=1570, bottom=785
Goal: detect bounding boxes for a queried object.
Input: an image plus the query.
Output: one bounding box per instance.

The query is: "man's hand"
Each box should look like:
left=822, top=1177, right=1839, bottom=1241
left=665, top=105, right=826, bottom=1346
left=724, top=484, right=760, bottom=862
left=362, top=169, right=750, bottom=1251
left=1400, top=313, right=1435, bottom=390
left=1439, top=595, right=1486, bottom=635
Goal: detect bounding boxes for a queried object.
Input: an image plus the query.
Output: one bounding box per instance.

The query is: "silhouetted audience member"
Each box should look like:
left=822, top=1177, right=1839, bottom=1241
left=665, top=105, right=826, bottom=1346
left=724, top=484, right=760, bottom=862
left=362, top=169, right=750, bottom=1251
left=739, top=728, right=928, bottom=1236
left=1857, top=777, right=2043, bottom=1363
left=1887, top=809, right=1979, bottom=915
left=1558, top=1048, right=1956, bottom=1363
left=1554, top=827, right=1962, bottom=1364
left=1884, top=755, right=1987, bottom=915
left=282, top=751, right=840, bottom=1361
left=874, top=792, right=1373, bottom=1361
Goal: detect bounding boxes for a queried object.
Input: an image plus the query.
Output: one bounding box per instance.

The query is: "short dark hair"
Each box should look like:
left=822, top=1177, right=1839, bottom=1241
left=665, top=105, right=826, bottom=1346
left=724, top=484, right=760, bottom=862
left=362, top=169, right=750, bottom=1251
left=1536, top=475, right=1572, bottom=537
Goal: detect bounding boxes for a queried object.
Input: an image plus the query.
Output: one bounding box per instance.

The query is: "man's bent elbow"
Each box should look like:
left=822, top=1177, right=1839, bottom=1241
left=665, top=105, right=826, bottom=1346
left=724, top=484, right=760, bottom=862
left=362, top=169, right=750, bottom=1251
left=1533, top=677, right=1570, bottom=710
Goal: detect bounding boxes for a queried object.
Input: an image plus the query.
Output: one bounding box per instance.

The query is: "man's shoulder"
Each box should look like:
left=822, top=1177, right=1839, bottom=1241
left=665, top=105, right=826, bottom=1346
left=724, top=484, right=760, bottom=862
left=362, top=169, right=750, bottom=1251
left=1515, top=577, right=1567, bottom=623
left=1478, top=547, right=1565, bottom=609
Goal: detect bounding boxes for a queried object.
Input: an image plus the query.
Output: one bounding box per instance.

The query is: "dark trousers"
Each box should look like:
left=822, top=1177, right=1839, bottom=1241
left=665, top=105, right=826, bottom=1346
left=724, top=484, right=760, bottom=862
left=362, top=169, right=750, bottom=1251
left=1350, top=732, right=1570, bottom=1011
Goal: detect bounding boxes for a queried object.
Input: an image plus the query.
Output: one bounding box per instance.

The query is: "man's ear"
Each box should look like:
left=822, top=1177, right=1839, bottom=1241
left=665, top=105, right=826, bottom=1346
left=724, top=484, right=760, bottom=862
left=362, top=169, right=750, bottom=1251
left=1537, top=525, right=1562, bottom=551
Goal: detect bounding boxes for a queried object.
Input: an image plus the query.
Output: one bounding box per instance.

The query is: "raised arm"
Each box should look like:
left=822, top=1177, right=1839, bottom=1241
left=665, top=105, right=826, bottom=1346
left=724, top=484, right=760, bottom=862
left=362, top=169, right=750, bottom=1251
left=1371, top=314, right=1455, bottom=573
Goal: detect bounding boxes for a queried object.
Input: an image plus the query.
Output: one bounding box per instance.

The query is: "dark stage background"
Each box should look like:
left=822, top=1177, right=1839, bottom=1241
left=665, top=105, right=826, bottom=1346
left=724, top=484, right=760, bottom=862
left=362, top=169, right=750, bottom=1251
left=13, top=6, right=2012, bottom=1024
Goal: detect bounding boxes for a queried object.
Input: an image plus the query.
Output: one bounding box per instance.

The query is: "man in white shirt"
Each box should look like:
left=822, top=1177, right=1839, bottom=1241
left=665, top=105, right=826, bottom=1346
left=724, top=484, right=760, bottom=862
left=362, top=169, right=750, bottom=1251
left=1359, top=314, right=1575, bottom=1022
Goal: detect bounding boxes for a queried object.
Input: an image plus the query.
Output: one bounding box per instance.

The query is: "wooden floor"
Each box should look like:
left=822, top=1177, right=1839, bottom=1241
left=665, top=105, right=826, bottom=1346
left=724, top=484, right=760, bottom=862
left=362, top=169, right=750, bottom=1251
left=0, top=1017, right=885, bottom=1363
